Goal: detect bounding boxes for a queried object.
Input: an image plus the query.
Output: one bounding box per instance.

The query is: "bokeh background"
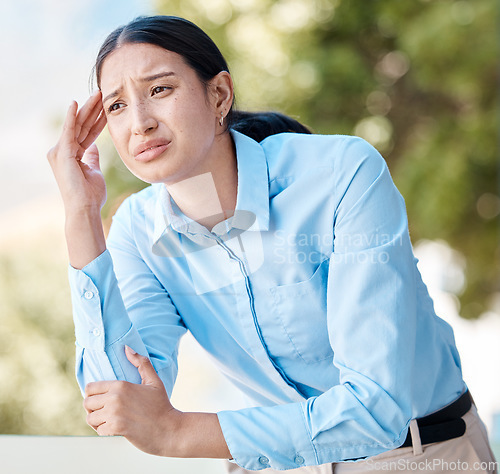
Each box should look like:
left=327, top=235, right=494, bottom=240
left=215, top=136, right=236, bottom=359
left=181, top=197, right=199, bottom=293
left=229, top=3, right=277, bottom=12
left=0, top=0, right=498, bottom=453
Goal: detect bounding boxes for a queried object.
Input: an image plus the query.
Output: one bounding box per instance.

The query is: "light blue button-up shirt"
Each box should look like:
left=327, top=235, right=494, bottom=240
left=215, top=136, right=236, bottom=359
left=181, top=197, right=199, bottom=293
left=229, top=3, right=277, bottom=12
left=68, top=130, right=466, bottom=470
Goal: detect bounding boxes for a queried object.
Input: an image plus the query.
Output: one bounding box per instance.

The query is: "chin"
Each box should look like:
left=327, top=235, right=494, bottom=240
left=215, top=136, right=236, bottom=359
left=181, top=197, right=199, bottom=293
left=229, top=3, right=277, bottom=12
left=123, top=162, right=173, bottom=185
left=133, top=172, right=169, bottom=185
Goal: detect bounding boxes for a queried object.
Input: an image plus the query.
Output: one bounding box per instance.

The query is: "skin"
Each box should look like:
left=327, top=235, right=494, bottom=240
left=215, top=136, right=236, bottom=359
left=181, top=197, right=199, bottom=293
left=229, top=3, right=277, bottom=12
left=47, top=42, right=235, bottom=459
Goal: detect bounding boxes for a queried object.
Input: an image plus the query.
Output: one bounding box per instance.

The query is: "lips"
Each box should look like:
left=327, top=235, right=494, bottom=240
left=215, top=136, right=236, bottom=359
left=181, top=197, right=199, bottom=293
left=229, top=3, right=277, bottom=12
left=133, top=139, right=171, bottom=162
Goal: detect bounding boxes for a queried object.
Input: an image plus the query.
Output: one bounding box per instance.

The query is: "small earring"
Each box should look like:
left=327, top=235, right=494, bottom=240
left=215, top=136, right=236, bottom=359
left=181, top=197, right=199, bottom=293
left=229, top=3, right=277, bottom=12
left=219, top=111, right=224, bottom=127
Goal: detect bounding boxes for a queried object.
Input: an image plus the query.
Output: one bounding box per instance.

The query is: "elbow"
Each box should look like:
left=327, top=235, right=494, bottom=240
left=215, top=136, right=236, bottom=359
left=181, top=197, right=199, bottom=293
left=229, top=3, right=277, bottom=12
left=344, top=380, right=412, bottom=450
left=376, top=417, right=410, bottom=451
left=373, top=402, right=411, bottom=451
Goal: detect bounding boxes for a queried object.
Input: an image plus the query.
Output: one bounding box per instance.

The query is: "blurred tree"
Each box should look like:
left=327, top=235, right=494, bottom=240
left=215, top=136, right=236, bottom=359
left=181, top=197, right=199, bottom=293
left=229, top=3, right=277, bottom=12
left=0, top=232, right=91, bottom=435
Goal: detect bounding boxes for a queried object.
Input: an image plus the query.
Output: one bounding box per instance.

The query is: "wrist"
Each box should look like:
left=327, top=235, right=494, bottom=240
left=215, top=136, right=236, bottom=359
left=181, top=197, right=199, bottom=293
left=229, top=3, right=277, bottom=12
left=64, top=203, right=103, bottom=220
left=65, top=210, right=106, bottom=270
left=161, top=410, right=231, bottom=459
left=161, top=408, right=187, bottom=457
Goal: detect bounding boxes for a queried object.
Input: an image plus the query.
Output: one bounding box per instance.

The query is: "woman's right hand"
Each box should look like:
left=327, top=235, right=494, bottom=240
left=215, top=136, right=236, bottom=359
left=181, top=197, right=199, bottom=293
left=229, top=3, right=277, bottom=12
left=47, top=91, right=108, bottom=269
left=47, top=90, right=107, bottom=215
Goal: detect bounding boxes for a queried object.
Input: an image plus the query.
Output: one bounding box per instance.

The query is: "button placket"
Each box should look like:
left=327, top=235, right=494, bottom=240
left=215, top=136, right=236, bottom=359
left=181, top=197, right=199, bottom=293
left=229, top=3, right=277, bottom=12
left=214, top=236, right=303, bottom=400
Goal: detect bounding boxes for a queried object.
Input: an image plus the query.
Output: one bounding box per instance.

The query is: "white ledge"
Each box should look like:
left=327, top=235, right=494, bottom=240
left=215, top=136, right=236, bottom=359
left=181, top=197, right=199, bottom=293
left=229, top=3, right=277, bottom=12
left=0, top=435, right=226, bottom=474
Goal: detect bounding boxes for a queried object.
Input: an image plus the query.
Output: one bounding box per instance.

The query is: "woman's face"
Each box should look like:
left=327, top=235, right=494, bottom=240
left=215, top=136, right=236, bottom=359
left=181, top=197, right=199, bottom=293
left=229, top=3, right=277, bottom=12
left=100, top=42, right=223, bottom=184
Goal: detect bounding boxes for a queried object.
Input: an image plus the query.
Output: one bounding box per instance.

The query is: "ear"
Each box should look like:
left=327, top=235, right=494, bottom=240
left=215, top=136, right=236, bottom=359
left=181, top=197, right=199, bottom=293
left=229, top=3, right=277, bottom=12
left=209, top=71, right=234, bottom=119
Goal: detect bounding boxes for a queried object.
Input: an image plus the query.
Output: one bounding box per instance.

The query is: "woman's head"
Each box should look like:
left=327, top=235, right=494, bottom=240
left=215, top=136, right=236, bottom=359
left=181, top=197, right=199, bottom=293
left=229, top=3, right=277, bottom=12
left=94, top=15, right=311, bottom=185
left=95, top=16, right=234, bottom=124
left=95, top=16, right=235, bottom=184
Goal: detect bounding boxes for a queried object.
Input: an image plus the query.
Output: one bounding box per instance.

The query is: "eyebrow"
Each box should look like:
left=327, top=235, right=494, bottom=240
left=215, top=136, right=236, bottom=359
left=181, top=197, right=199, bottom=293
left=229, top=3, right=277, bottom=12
left=102, top=71, right=177, bottom=104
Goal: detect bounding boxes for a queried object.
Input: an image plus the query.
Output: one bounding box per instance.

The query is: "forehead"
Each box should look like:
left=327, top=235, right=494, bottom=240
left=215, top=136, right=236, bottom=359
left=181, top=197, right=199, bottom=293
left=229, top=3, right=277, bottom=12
left=100, top=43, right=192, bottom=90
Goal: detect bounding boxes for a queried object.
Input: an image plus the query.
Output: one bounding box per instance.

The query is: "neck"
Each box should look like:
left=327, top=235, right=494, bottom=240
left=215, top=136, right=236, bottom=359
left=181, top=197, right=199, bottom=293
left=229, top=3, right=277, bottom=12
left=165, top=132, right=237, bottom=232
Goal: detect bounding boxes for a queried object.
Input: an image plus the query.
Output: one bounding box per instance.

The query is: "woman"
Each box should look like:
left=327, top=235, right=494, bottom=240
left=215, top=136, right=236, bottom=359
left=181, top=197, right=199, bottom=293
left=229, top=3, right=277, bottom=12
left=47, top=15, right=497, bottom=473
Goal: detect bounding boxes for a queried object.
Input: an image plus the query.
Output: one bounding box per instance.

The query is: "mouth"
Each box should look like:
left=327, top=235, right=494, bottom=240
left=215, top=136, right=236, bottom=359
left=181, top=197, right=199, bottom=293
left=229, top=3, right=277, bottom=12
left=133, top=140, right=171, bottom=162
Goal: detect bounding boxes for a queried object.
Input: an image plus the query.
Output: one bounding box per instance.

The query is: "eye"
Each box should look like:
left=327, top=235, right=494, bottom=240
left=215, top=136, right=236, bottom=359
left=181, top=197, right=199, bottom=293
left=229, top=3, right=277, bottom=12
left=151, top=85, right=172, bottom=96
left=107, top=102, right=125, bottom=113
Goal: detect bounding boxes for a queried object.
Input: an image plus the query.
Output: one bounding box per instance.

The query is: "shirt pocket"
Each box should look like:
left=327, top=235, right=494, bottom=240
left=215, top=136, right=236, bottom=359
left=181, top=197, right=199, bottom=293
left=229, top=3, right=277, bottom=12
left=269, top=257, right=332, bottom=365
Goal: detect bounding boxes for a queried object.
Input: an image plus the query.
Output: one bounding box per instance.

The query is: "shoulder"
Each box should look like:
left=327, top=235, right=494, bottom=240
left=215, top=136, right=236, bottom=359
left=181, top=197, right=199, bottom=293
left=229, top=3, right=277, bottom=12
left=108, top=184, right=161, bottom=242
left=260, top=132, right=387, bottom=180
left=112, top=185, right=159, bottom=218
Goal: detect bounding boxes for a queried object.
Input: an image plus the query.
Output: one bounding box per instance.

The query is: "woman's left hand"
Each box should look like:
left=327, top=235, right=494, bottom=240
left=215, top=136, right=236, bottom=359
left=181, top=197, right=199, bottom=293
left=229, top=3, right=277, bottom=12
left=83, top=346, right=183, bottom=457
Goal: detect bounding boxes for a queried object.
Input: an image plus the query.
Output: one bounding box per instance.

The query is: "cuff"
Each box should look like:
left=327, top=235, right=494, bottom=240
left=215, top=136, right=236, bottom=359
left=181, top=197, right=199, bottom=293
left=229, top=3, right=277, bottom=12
left=217, top=402, right=318, bottom=471
left=68, top=249, right=131, bottom=350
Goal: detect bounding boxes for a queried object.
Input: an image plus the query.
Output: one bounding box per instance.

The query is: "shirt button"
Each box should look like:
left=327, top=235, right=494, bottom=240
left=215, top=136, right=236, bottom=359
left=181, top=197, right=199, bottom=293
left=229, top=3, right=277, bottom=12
left=84, top=291, right=94, bottom=300
left=295, top=455, right=305, bottom=465
left=92, top=328, right=101, bottom=337
left=258, top=456, right=269, bottom=465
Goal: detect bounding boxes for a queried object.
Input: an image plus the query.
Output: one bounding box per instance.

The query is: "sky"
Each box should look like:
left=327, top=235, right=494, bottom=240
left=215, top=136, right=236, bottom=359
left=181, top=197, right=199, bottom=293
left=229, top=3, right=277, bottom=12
left=0, top=0, right=155, bottom=215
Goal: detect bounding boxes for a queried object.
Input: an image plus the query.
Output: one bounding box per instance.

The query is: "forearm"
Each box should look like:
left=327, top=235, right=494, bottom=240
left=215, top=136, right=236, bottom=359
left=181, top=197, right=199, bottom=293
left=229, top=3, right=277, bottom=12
left=65, top=208, right=106, bottom=270
left=172, top=412, right=231, bottom=459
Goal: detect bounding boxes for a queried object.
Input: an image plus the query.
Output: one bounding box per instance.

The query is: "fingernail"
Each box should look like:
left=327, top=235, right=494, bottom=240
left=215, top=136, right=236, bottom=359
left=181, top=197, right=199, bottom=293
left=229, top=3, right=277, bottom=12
left=125, top=345, right=137, bottom=354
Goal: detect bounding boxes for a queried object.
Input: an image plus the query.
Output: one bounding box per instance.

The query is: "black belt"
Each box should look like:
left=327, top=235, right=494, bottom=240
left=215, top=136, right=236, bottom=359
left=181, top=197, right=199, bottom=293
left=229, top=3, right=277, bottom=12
left=400, top=389, right=472, bottom=448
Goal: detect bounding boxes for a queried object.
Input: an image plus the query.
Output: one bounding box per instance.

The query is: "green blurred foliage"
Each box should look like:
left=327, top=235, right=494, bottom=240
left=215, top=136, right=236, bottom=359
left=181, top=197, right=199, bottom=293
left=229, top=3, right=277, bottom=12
left=0, top=232, right=91, bottom=435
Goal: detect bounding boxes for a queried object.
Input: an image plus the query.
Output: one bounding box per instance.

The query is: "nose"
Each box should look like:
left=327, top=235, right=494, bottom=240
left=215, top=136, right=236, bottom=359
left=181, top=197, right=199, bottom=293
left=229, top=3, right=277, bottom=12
left=131, top=101, right=158, bottom=135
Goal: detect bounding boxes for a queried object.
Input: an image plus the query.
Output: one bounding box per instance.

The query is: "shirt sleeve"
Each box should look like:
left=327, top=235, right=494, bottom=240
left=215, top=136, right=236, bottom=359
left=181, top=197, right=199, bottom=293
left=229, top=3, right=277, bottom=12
left=217, top=137, right=415, bottom=470
left=68, top=197, right=187, bottom=397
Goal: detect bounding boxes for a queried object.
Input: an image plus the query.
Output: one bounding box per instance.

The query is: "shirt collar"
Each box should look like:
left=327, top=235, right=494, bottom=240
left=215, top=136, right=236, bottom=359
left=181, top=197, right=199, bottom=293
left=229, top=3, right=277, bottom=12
left=152, top=129, right=270, bottom=247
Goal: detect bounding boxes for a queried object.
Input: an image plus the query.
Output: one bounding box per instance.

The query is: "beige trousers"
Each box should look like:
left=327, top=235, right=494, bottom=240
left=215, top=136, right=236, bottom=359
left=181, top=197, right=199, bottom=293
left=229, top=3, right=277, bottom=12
left=226, top=403, right=498, bottom=473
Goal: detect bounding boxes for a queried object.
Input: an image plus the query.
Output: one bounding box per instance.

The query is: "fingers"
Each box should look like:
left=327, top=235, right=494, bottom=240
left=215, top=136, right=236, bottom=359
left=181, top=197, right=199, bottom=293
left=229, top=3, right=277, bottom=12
left=85, top=398, right=125, bottom=437
left=125, top=346, right=160, bottom=386
left=59, top=101, right=78, bottom=148
left=72, top=92, right=106, bottom=159
left=86, top=409, right=107, bottom=432
left=74, top=90, right=102, bottom=141
left=81, top=143, right=101, bottom=170
left=83, top=392, right=106, bottom=414
left=76, top=95, right=102, bottom=142
left=96, top=422, right=113, bottom=436
left=47, top=101, right=79, bottom=169
left=85, top=380, right=114, bottom=397
left=80, top=109, right=107, bottom=151
left=51, top=93, right=105, bottom=165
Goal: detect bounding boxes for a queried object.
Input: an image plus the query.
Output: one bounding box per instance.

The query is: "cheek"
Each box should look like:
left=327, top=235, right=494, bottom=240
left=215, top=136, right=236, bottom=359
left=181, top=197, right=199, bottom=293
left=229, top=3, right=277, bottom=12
left=108, top=123, right=130, bottom=157
left=185, top=107, right=217, bottom=144
left=176, top=91, right=214, bottom=130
